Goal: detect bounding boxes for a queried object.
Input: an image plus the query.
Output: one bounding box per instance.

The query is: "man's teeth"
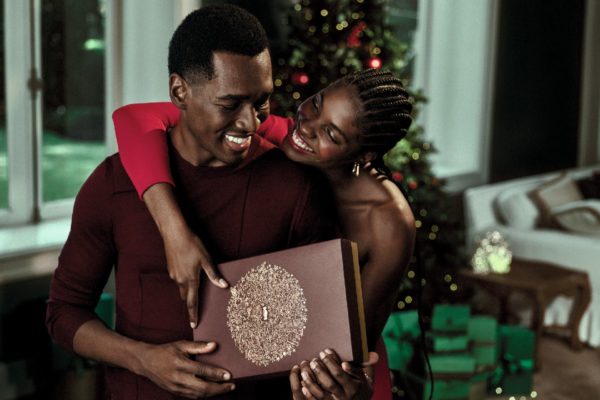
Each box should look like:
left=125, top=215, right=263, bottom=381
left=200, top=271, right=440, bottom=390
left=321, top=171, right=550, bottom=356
left=225, top=134, right=251, bottom=145
left=292, top=129, right=314, bottom=153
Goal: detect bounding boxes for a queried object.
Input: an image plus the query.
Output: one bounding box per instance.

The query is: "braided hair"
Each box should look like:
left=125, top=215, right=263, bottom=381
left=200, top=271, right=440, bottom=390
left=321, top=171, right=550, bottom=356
left=342, top=69, right=413, bottom=158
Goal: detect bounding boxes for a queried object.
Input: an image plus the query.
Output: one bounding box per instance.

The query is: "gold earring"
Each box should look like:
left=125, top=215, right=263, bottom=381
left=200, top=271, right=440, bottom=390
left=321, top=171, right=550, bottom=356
left=352, top=162, right=360, bottom=177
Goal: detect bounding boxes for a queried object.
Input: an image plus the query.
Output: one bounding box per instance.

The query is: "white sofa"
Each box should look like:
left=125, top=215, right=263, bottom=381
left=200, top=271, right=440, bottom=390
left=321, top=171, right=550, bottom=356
left=463, top=165, right=600, bottom=347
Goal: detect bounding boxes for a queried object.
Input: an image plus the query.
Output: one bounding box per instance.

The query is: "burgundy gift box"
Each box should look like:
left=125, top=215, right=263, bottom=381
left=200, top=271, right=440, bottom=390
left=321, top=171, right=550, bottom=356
left=193, top=239, right=368, bottom=381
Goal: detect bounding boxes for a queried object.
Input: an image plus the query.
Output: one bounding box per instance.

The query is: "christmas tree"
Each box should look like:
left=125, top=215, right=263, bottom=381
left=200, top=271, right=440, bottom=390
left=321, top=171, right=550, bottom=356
left=271, top=0, right=464, bottom=310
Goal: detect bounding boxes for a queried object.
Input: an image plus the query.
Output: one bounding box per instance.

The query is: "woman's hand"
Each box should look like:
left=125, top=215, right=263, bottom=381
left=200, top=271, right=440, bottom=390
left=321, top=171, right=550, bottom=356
left=164, top=229, right=228, bottom=328
left=289, top=349, right=376, bottom=400
left=142, top=183, right=229, bottom=328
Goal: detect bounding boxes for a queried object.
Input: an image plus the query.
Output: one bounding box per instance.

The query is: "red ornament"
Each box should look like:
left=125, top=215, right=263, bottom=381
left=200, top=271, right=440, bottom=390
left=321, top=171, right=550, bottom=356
left=291, top=72, right=310, bottom=86
left=368, top=57, right=382, bottom=69
left=347, top=21, right=366, bottom=48
left=392, top=171, right=403, bottom=182
left=408, top=180, right=418, bottom=190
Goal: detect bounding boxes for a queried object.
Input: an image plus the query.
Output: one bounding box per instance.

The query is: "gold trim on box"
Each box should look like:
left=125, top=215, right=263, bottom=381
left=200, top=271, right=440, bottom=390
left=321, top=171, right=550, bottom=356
left=226, top=262, right=308, bottom=367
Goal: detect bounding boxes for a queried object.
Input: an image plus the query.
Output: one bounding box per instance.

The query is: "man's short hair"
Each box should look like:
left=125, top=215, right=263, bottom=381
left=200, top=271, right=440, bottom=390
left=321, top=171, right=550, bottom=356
left=168, top=4, right=270, bottom=82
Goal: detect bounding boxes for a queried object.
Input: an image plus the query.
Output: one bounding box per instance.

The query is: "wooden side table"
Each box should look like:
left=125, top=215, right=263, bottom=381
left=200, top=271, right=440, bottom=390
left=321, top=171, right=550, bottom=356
left=458, top=259, right=591, bottom=368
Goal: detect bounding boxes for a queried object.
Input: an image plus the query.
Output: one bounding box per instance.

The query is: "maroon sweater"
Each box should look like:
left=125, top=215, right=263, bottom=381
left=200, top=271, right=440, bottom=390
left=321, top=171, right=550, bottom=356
left=46, top=137, right=335, bottom=399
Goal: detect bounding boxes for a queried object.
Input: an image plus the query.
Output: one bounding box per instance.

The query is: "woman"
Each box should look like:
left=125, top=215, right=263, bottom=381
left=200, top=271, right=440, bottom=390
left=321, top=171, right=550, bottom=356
left=113, top=68, right=415, bottom=400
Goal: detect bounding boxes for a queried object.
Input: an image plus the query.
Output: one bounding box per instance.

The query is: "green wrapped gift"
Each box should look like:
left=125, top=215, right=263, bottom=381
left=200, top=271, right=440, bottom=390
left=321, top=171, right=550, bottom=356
left=490, top=325, right=535, bottom=395
left=467, top=316, right=497, bottom=343
left=432, top=304, right=471, bottom=333
left=423, top=378, right=470, bottom=400
left=429, top=354, right=476, bottom=374
left=427, top=332, right=469, bottom=352
left=471, top=343, right=497, bottom=366
left=382, top=311, right=420, bottom=371
left=95, top=292, right=115, bottom=329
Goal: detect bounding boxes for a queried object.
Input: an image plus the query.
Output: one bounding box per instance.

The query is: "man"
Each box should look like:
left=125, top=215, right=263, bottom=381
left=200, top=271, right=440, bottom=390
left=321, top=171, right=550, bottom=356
left=46, top=5, right=334, bottom=399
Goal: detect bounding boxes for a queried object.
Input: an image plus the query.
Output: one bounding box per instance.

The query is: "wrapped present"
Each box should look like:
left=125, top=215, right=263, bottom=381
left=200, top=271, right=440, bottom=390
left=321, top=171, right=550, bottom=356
left=423, top=378, right=470, bottom=400
left=429, top=354, right=476, bottom=375
left=427, top=332, right=469, bottom=353
left=95, top=292, right=115, bottom=329
left=490, top=325, right=535, bottom=395
left=467, top=316, right=497, bottom=343
left=382, top=310, right=421, bottom=371
left=471, top=344, right=496, bottom=367
left=432, top=304, right=471, bottom=333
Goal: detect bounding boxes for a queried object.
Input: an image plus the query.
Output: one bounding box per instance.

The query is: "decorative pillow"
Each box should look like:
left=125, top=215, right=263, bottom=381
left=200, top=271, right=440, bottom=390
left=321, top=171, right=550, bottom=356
left=494, top=187, right=540, bottom=229
left=550, top=200, right=600, bottom=235
left=529, top=172, right=584, bottom=227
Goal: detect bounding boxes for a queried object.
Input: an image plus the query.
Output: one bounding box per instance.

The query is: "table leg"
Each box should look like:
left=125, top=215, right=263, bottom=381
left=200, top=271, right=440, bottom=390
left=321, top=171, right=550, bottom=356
left=531, top=293, right=546, bottom=370
left=567, top=277, right=592, bottom=350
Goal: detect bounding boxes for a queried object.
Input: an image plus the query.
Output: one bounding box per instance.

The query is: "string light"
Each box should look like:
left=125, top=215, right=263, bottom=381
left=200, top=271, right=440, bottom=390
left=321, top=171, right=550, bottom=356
left=397, top=301, right=405, bottom=309
left=450, top=283, right=458, bottom=291
left=308, top=25, right=316, bottom=33
left=274, top=79, right=282, bottom=87
left=405, top=296, right=413, bottom=304
left=443, top=274, right=452, bottom=283
left=294, top=4, right=302, bottom=11
left=320, top=9, right=328, bottom=17
left=372, top=47, right=381, bottom=54
left=292, top=92, right=301, bottom=100
left=495, top=387, right=503, bottom=395
left=368, top=57, right=382, bottom=69
left=531, top=391, right=538, bottom=398
left=351, top=12, right=360, bottom=19
left=415, top=220, right=422, bottom=228
left=407, top=270, right=415, bottom=279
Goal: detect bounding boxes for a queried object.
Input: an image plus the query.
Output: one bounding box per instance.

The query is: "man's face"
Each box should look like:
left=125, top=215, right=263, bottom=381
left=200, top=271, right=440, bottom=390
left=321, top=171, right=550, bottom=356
left=174, top=49, right=273, bottom=167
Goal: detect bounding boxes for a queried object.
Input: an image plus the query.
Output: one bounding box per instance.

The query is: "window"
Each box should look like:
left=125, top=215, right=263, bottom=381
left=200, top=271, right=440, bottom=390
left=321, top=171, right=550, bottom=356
left=1, top=0, right=107, bottom=225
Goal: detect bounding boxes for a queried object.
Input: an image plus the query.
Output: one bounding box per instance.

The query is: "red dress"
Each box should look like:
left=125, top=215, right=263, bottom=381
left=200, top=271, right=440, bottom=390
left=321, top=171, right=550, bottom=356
left=113, top=102, right=393, bottom=399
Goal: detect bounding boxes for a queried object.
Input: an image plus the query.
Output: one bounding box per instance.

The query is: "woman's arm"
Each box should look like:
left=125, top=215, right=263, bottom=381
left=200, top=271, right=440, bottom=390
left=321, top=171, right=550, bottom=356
left=112, top=102, right=226, bottom=329
left=361, top=190, right=416, bottom=348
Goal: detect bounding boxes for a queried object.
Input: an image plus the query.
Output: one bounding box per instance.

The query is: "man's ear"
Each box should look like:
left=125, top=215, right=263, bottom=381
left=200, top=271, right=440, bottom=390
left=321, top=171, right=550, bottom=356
left=169, top=73, right=188, bottom=110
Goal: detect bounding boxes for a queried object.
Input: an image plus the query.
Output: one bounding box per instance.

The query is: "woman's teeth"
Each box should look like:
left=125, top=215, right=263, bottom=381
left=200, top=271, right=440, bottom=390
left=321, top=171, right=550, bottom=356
left=292, top=129, right=314, bottom=153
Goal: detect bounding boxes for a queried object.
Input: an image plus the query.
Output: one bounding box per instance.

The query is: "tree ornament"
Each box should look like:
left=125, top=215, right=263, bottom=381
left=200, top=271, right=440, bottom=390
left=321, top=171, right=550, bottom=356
left=392, top=171, right=404, bottom=182
left=368, top=57, right=382, bottom=69
left=291, top=72, right=310, bottom=86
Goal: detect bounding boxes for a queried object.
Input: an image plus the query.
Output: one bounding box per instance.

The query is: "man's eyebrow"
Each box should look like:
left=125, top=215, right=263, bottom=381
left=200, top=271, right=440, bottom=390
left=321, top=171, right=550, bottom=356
left=216, top=91, right=273, bottom=101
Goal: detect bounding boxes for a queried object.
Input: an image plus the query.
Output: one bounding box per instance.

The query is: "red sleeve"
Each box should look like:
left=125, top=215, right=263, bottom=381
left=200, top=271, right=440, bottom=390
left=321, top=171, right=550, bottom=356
left=257, top=115, right=293, bottom=146
left=112, top=102, right=180, bottom=199
left=46, top=160, right=117, bottom=351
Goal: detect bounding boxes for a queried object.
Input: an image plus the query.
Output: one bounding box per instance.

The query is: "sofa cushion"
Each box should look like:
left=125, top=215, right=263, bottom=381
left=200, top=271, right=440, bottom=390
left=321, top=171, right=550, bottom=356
left=530, top=172, right=584, bottom=226
left=550, top=200, right=600, bottom=235
left=495, top=187, right=540, bottom=229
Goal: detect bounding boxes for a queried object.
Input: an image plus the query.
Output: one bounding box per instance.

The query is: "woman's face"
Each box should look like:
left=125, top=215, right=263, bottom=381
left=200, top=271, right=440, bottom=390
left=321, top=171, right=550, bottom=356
left=280, top=82, right=363, bottom=169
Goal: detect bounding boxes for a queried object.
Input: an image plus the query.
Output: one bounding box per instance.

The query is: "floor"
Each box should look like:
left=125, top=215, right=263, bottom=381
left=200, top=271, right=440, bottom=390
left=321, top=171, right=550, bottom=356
left=487, top=335, right=600, bottom=400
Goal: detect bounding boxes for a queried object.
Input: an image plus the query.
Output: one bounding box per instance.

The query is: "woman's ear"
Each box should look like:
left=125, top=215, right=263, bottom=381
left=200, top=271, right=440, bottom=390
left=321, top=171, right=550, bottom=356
left=359, top=151, right=377, bottom=166
left=169, top=73, right=188, bottom=110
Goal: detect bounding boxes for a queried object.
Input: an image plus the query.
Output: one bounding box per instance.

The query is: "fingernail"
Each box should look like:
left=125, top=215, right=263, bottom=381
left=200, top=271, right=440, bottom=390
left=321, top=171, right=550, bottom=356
left=190, top=322, right=196, bottom=329
left=223, top=372, right=231, bottom=380
left=301, top=371, right=310, bottom=381
left=319, top=351, right=326, bottom=360
left=310, top=360, right=318, bottom=370
left=230, top=384, right=235, bottom=391
left=292, top=364, right=298, bottom=371
left=324, top=348, right=333, bottom=355
left=302, top=387, right=310, bottom=397
left=219, top=279, right=228, bottom=287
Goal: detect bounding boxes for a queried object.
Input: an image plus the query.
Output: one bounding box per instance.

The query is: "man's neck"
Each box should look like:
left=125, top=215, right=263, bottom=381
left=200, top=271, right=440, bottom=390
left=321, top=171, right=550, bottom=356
left=170, top=123, right=227, bottom=167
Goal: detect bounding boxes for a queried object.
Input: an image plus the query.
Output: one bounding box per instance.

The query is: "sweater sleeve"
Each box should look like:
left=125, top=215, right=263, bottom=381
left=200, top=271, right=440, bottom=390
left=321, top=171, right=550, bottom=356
left=46, top=160, right=117, bottom=351
left=257, top=115, right=293, bottom=146
left=112, top=102, right=180, bottom=199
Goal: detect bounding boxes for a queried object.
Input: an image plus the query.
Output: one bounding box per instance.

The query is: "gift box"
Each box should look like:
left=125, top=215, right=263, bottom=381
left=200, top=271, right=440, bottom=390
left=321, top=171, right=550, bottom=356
left=193, top=239, right=368, bottom=381
left=467, top=316, right=497, bottom=343
left=423, top=378, right=470, bottom=400
left=427, top=332, right=469, bottom=353
left=383, top=310, right=420, bottom=371
left=490, top=325, right=535, bottom=395
left=471, top=344, right=496, bottom=367
left=431, top=304, right=471, bottom=333
left=429, top=354, right=476, bottom=375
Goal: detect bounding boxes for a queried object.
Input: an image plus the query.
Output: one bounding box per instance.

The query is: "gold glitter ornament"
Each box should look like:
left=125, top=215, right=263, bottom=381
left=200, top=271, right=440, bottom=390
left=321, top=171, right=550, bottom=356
left=226, top=262, right=308, bottom=367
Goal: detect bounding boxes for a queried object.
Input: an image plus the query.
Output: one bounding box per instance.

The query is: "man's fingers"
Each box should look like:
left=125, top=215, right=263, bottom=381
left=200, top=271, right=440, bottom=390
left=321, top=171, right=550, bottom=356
left=176, top=340, right=218, bottom=355
left=300, top=360, right=326, bottom=399
left=178, top=285, right=186, bottom=302
left=177, top=357, right=232, bottom=382
left=310, top=357, right=344, bottom=398
left=175, top=373, right=235, bottom=398
left=186, top=281, right=199, bottom=328
left=202, top=262, right=228, bottom=288
left=361, top=351, right=379, bottom=367
left=290, top=365, right=306, bottom=400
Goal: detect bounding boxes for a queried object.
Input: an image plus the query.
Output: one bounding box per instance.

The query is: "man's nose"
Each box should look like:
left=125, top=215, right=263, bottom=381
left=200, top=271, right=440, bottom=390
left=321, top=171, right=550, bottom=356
left=236, top=105, right=260, bottom=133
left=298, top=119, right=317, bottom=139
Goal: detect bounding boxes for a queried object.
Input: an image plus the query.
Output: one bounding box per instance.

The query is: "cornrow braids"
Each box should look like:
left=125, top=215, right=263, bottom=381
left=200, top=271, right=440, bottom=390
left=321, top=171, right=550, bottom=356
left=343, top=69, right=413, bottom=156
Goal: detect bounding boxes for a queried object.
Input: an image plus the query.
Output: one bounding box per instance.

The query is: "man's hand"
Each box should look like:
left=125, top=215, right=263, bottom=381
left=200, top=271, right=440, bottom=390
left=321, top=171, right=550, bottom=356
left=137, top=340, right=235, bottom=399
left=290, top=349, right=376, bottom=400
left=164, top=231, right=228, bottom=328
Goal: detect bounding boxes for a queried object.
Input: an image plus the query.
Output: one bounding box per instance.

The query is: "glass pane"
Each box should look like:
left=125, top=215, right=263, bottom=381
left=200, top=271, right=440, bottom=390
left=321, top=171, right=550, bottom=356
left=386, top=0, right=419, bottom=82
left=0, top=0, right=7, bottom=209
left=41, top=0, right=106, bottom=202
